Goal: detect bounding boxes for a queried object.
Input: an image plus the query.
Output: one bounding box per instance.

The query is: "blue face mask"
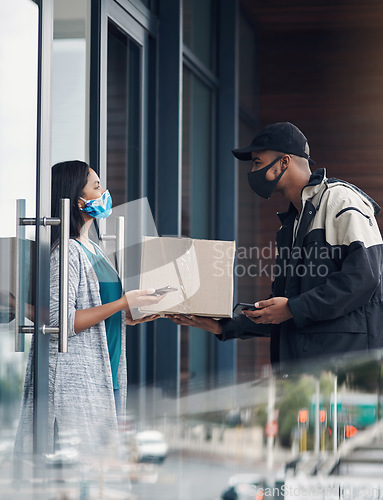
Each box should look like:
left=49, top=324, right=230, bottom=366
left=79, top=189, right=113, bottom=219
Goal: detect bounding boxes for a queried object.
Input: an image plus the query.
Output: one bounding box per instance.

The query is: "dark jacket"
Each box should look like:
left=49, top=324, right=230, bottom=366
left=218, top=168, right=383, bottom=373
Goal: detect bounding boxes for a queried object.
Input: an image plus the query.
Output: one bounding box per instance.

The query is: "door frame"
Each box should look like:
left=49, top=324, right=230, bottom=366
left=101, top=0, right=149, bottom=198
left=89, top=0, right=157, bottom=395
left=32, top=0, right=53, bottom=457
left=89, top=0, right=156, bottom=197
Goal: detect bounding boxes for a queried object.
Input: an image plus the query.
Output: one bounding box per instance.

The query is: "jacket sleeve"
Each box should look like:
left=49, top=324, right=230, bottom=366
left=288, top=191, right=383, bottom=328
left=216, top=314, right=271, bottom=341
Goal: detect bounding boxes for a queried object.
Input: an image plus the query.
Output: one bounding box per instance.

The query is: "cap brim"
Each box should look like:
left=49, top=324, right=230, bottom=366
left=231, top=146, right=257, bottom=161
left=233, top=146, right=316, bottom=167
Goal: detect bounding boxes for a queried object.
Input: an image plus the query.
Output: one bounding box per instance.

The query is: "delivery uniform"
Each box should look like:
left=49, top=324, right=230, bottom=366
left=217, top=168, right=383, bottom=374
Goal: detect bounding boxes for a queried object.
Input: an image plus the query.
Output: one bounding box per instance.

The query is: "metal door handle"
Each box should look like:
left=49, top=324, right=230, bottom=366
left=58, top=198, right=69, bottom=352
left=15, top=198, right=69, bottom=353
left=116, top=216, right=125, bottom=291
left=100, top=216, right=125, bottom=291
left=15, top=199, right=26, bottom=352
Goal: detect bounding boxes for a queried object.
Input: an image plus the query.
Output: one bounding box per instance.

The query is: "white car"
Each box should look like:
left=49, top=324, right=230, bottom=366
left=131, top=430, right=168, bottom=464
left=221, top=474, right=267, bottom=500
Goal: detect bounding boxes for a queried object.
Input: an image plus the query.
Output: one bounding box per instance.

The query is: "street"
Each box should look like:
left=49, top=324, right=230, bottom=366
left=128, top=453, right=270, bottom=500
left=0, top=448, right=276, bottom=500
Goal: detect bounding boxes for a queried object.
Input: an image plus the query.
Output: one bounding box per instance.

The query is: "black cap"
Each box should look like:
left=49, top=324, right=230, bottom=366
left=232, top=122, right=315, bottom=166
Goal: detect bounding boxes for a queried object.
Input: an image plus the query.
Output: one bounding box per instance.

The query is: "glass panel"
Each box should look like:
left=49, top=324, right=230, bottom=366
left=236, top=11, right=265, bottom=383
left=107, top=21, right=141, bottom=206
left=182, top=68, right=213, bottom=240
left=106, top=19, right=144, bottom=303
left=236, top=119, right=270, bottom=381
left=106, top=20, right=156, bottom=395
left=190, top=77, right=212, bottom=239
left=0, top=0, right=38, bottom=489
left=182, top=67, right=214, bottom=392
left=52, top=0, right=88, bottom=164
left=182, top=69, right=192, bottom=237
left=239, top=10, right=258, bottom=118
left=123, top=354, right=383, bottom=499
left=183, top=0, right=216, bottom=71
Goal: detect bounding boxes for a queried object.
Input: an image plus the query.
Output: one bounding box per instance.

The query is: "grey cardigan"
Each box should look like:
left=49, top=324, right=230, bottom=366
left=14, top=239, right=127, bottom=456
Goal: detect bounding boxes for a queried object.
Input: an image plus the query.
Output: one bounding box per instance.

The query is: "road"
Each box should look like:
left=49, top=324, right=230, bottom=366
left=0, top=449, right=276, bottom=499
left=127, top=452, right=271, bottom=500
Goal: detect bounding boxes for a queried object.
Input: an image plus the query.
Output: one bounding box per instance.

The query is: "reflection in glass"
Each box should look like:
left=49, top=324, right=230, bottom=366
left=183, top=0, right=216, bottom=71
left=0, top=0, right=38, bottom=493
left=182, top=69, right=212, bottom=241
left=52, top=38, right=86, bottom=164
left=106, top=21, right=144, bottom=305
left=107, top=20, right=141, bottom=206
left=52, top=0, right=87, bottom=164
left=182, top=68, right=214, bottom=393
left=125, top=352, right=383, bottom=498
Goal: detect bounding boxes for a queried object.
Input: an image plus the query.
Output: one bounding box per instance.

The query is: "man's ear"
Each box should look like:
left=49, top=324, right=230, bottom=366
left=280, top=154, right=291, bottom=171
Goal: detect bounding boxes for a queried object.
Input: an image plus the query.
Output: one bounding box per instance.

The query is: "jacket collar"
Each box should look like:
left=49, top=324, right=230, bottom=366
left=301, top=168, right=327, bottom=202
left=277, top=168, right=326, bottom=224
left=277, top=167, right=381, bottom=222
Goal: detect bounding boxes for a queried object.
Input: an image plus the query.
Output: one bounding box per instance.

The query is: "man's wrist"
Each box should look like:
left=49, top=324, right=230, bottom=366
left=213, top=322, right=223, bottom=335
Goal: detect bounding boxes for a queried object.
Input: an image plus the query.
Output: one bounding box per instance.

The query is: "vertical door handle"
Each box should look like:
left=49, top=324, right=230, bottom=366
left=15, top=198, right=69, bottom=353
left=15, top=199, right=26, bottom=352
left=115, top=216, right=125, bottom=291
left=100, top=216, right=125, bottom=290
left=58, top=198, right=69, bottom=352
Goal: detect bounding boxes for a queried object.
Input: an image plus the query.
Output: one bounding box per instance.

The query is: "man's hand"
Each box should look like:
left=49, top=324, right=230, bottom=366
left=165, top=314, right=222, bottom=335
left=243, top=297, right=292, bottom=325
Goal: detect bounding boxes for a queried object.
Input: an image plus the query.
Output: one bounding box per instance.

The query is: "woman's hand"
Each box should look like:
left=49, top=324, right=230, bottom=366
left=125, top=310, right=160, bottom=325
left=124, top=289, right=164, bottom=310
left=74, top=290, right=162, bottom=334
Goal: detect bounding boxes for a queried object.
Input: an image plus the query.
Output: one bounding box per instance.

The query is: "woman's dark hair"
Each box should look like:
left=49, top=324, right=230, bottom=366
left=51, top=160, right=90, bottom=247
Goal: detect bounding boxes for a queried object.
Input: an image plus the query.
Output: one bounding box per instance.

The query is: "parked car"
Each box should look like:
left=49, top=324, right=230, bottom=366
left=131, top=430, right=168, bottom=464
left=221, top=473, right=267, bottom=500
left=44, top=430, right=81, bottom=467
left=44, top=447, right=79, bottom=467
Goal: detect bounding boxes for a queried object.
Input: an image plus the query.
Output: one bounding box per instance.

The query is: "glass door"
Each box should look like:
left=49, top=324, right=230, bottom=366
left=0, top=0, right=55, bottom=490
left=100, top=1, right=153, bottom=397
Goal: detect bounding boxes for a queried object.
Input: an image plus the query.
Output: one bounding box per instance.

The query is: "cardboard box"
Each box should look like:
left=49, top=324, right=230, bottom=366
left=139, top=236, right=236, bottom=318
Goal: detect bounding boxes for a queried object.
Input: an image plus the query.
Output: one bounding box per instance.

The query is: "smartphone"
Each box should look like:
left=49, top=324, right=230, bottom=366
left=233, top=302, right=259, bottom=314
left=151, top=286, right=178, bottom=296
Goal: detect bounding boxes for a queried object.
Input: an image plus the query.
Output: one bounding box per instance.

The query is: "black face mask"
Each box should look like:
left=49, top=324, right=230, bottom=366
left=247, top=155, right=286, bottom=199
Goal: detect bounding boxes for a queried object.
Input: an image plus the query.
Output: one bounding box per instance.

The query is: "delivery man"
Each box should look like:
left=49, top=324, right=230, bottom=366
left=168, top=122, right=383, bottom=374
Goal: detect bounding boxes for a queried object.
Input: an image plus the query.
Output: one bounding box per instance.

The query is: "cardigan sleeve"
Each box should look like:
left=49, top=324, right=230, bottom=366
left=49, top=241, right=81, bottom=338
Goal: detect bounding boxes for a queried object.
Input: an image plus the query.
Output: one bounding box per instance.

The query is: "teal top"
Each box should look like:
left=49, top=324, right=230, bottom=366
left=76, top=240, right=122, bottom=389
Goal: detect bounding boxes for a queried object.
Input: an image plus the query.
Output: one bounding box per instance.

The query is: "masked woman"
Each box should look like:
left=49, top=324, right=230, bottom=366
left=14, top=160, right=161, bottom=459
